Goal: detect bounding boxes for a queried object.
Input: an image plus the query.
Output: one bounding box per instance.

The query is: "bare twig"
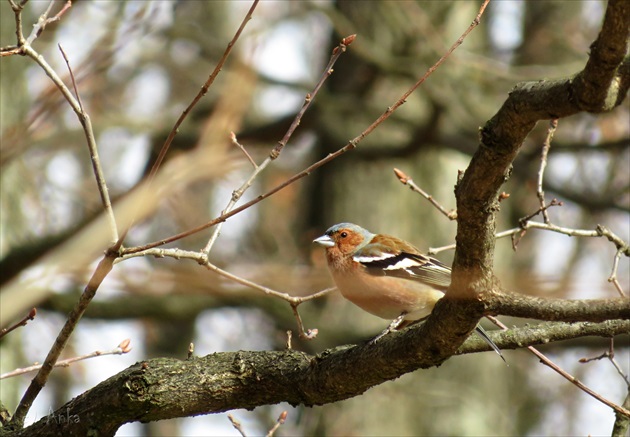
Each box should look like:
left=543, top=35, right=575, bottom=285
left=270, top=34, right=356, bottom=159
left=8, top=0, right=25, bottom=48
left=144, top=0, right=259, bottom=187
left=203, top=259, right=334, bottom=306
left=20, top=44, right=119, bottom=243
left=1, top=339, right=131, bottom=380
left=430, top=221, right=630, bottom=264
left=228, top=414, right=247, bottom=437
left=430, top=227, right=536, bottom=255
left=25, top=0, right=72, bottom=45
left=513, top=199, right=563, bottom=248
left=0, top=308, right=36, bottom=339
left=118, top=247, right=334, bottom=339
left=290, top=303, right=318, bottom=340
left=487, top=316, right=630, bottom=418
left=537, top=119, right=558, bottom=224
left=608, top=248, right=627, bottom=297
left=393, top=168, right=457, bottom=220
left=231, top=132, right=258, bottom=169
left=116, top=0, right=260, bottom=249
left=579, top=339, right=630, bottom=387
left=5, top=2, right=119, bottom=242
left=58, top=43, right=84, bottom=112
left=266, top=411, right=288, bottom=437
left=124, top=0, right=490, bottom=255
left=10, top=253, right=117, bottom=427
left=204, top=261, right=331, bottom=339
left=518, top=198, right=564, bottom=228
left=2, top=1, right=71, bottom=56
left=4, top=0, right=122, bottom=427
left=201, top=34, right=356, bottom=255
left=533, top=345, right=629, bottom=418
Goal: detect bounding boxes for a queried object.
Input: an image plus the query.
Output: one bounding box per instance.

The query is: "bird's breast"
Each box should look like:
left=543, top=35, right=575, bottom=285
left=332, top=272, right=444, bottom=321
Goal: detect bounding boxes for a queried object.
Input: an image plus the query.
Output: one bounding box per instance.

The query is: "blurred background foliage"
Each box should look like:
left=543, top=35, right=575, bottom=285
left=0, top=1, right=628, bottom=435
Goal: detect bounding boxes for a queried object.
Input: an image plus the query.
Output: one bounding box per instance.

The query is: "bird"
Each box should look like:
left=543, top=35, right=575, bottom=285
left=313, top=222, right=505, bottom=362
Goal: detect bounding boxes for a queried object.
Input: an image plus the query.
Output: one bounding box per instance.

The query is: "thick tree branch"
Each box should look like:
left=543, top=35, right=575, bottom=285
left=9, top=320, right=628, bottom=436
left=444, top=0, right=629, bottom=348
left=488, top=292, right=630, bottom=322
left=454, top=0, right=629, bottom=278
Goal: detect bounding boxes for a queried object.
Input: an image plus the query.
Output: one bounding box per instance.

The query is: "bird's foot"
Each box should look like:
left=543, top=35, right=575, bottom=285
left=368, top=313, right=407, bottom=344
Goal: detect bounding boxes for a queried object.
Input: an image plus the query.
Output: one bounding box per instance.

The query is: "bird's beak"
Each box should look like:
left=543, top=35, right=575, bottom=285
left=313, top=234, right=335, bottom=248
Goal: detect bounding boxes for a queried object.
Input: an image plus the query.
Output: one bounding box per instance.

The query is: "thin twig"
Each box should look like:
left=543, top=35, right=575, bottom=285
left=144, top=0, right=259, bottom=188
left=201, top=34, right=355, bottom=255
left=430, top=221, right=630, bottom=265
left=6, top=1, right=120, bottom=426
left=204, top=261, right=332, bottom=339
left=393, top=168, right=457, bottom=219
left=290, top=303, right=318, bottom=340
left=513, top=199, right=563, bottom=248
left=10, top=253, right=117, bottom=427
left=230, top=132, right=258, bottom=169
left=58, top=44, right=84, bottom=113
left=270, top=34, right=356, bottom=159
left=1, top=0, right=72, bottom=56
left=579, top=339, right=630, bottom=387
left=518, top=198, right=564, bottom=228
left=228, top=414, right=247, bottom=437
left=266, top=411, right=288, bottom=437
left=113, top=0, right=259, bottom=252
left=118, top=247, right=333, bottom=338
left=1, top=339, right=131, bottom=380
left=608, top=248, right=627, bottom=297
left=9, top=0, right=25, bottom=48
left=487, top=316, right=630, bottom=418
left=537, top=119, right=558, bottom=224
left=533, top=346, right=629, bottom=418
left=429, top=228, right=524, bottom=255
left=0, top=308, right=37, bottom=340
left=3, top=0, right=117, bottom=241
left=21, top=44, right=119, bottom=243
left=123, top=1, right=490, bottom=255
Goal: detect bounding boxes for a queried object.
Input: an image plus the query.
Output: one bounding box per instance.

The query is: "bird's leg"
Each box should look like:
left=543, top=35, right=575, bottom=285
left=369, top=312, right=407, bottom=344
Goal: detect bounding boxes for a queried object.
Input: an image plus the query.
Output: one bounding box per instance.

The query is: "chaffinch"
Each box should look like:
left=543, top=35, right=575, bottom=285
left=314, top=222, right=505, bottom=361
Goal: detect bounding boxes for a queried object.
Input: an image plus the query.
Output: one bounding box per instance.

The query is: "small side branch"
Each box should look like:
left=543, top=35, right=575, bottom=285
left=10, top=253, right=116, bottom=427
left=0, top=308, right=36, bottom=339
left=393, top=168, right=457, bottom=220
left=144, top=0, right=260, bottom=188
left=536, top=119, right=558, bottom=224
left=120, top=246, right=333, bottom=339
left=124, top=0, right=491, bottom=255
left=579, top=339, right=630, bottom=387
left=201, top=34, right=355, bottom=255
left=487, top=317, right=630, bottom=418
left=1, top=339, right=132, bottom=380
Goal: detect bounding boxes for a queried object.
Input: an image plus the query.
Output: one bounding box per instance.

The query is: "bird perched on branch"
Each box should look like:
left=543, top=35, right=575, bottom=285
left=313, top=222, right=505, bottom=362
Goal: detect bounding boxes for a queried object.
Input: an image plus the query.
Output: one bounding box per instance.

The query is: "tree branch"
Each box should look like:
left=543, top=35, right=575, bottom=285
left=456, top=0, right=629, bottom=268
left=488, top=292, right=630, bottom=322
left=446, top=0, right=629, bottom=351
left=9, top=319, right=628, bottom=436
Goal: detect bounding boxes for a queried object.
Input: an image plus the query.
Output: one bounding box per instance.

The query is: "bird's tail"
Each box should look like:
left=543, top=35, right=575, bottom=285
left=474, top=325, right=507, bottom=365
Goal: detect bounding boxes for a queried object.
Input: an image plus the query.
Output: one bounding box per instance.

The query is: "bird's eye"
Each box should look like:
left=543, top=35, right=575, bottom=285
left=340, top=231, right=348, bottom=238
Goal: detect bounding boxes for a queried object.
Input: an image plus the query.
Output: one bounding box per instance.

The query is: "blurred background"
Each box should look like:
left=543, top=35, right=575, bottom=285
left=1, top=0, right=628, bottom=435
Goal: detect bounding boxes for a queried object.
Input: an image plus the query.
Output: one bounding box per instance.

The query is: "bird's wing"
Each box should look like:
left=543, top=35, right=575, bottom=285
left=354, top=247, right=451, bottom=291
